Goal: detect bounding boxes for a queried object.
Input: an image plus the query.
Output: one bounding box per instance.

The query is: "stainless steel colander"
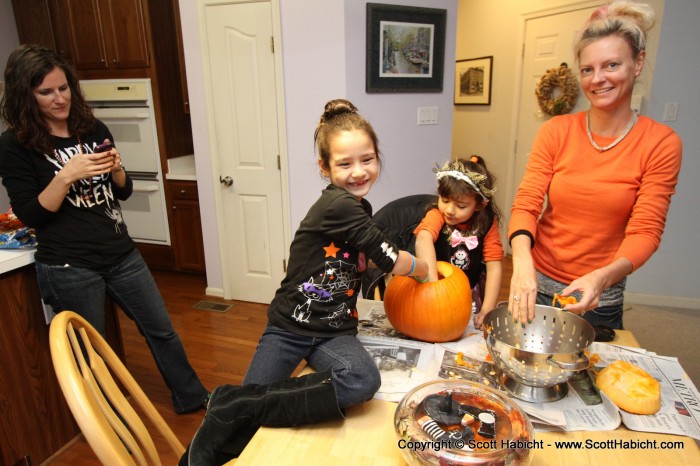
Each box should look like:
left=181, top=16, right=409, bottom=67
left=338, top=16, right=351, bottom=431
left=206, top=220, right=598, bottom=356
left=484, top=305, right=595, bottom=402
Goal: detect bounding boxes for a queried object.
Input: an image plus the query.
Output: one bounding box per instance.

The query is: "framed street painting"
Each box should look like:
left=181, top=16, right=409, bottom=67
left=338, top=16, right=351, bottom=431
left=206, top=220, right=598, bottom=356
left=454, top=56, right=493, bottom=105
left=366, top=3, right=446, bottom=93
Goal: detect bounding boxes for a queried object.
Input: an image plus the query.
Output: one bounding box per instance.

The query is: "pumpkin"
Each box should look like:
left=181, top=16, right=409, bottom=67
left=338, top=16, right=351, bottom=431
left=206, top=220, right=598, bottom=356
left=384, top=261, right=472, bottom=342
left=595, top=360, right=661, bottom=415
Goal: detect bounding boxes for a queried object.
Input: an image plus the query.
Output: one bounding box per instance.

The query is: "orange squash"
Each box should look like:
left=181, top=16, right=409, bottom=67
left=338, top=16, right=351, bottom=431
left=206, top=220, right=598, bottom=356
left=384, top=261, right=472, bottom=342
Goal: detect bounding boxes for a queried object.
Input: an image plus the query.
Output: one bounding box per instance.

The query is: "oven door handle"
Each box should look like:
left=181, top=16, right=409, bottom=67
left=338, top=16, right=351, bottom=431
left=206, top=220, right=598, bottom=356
left=93, top=110, right=151, bottom=119
left=132, top=186, right=159, bottom=193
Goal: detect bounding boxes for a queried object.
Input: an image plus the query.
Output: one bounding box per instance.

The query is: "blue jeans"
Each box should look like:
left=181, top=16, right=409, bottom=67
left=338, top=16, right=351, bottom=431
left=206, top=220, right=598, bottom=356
left=536, top=292, right=624, bottom=329
left=243, top=323, right=381, bottom=408
left=36, top=248, right=208, bottom=413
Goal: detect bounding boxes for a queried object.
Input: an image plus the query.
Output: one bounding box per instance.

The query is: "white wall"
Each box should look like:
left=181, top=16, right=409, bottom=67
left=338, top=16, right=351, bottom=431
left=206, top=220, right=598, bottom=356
left=344, top=1, right=458, bottom=212
left=626, top=0, right=700, bottom=308
left=180, top=0, right=458, bottom=294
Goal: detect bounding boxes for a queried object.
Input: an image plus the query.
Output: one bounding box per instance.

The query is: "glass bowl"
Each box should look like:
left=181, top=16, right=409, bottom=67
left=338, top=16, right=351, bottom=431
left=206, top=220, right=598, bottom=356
left=394, top=379, right=533, bottom=465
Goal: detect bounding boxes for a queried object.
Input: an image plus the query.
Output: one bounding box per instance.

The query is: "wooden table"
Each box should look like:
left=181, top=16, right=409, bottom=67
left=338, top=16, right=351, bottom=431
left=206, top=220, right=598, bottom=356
left=231, top=330, right=700, bottom=465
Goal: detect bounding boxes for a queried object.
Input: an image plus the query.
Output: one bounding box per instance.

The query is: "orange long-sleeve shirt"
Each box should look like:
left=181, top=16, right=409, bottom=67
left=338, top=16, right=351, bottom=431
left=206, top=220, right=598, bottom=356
left=508, top=112, right=682, bottom=284
left=415, top=208, right=504, bottom=262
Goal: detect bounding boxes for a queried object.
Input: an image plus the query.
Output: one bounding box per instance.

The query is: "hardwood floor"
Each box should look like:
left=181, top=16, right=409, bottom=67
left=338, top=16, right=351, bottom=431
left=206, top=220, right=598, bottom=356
left=47, top=258, right=513, bottom=465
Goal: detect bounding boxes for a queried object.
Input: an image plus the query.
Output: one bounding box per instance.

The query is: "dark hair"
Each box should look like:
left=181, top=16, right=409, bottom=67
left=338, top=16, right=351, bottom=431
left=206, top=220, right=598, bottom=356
left=433, top=155, right=501, bottom=237
left=313, top=99, right=381, bottom=174
left=1, top=44, right=96, bottom=153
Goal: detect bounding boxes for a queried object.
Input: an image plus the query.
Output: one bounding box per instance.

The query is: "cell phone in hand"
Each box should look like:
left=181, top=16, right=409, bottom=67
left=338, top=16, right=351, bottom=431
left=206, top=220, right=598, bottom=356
left=94, top=141, right=114, bottom=152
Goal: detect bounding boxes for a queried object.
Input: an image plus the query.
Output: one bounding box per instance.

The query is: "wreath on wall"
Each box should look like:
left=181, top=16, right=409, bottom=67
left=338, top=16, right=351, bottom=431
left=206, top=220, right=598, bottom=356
left=535, top=63, right=579, bottom=116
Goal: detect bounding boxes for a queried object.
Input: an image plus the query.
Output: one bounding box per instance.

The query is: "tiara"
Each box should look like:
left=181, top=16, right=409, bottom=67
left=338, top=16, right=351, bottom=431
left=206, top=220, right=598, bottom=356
left=434, top=161, right=494, bottom=201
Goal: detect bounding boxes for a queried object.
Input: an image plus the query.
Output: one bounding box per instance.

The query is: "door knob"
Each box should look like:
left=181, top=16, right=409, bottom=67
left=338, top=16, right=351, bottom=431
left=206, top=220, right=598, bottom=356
left=220, top=176, right=233, bottom=187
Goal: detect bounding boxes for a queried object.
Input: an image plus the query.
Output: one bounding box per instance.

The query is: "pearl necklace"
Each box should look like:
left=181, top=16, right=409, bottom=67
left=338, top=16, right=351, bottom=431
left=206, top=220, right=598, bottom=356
left=586, top=111, right=638, bottom=152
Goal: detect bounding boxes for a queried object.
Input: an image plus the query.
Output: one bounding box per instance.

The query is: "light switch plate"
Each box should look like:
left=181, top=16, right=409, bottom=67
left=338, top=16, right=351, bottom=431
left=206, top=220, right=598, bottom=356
left=417, top=106, right=438, bottom=125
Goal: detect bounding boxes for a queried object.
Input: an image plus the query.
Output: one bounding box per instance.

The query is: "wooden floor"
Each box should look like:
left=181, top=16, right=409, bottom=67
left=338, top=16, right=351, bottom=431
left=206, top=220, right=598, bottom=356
left=46, top=258, right=512, bottom=465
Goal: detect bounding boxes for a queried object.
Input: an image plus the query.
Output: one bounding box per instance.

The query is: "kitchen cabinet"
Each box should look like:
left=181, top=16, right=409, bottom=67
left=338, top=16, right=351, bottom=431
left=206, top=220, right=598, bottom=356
left=12, top=0, right=150, bottom=74
left=64, top=0, right=151, bottom=72
left=12, top=0, right=151, bottom=75
left=0, top=256, right=124, bottom=466
left=169, top=181, right=206, bottom=273
left=10, top=0, right=73, bottom=64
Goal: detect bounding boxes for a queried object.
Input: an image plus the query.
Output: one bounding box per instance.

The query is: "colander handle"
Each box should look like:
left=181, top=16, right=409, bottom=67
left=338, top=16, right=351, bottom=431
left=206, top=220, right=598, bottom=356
left=546, top=354, right=589, bottom=371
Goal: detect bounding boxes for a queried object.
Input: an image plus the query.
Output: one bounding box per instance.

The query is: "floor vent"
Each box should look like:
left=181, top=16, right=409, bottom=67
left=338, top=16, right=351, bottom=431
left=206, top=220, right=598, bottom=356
left=192, top=300, right=232, bottom=313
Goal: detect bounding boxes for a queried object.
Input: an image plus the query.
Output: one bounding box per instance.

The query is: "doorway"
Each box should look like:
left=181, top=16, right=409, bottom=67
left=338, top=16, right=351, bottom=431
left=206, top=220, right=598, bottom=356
left=509, top=4, right=600, bottom=234
left=200, top=0, right=288, bottom=303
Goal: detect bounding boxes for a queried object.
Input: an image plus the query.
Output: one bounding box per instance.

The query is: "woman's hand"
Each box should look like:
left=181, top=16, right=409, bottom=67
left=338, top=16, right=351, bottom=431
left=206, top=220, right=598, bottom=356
left=509, top=235, right=537, bottom=324
left=558, top=272, right=604, bottom=315
left=60, top=145, right=115, bottom=183
left=559, top=258, right=633, bottom=314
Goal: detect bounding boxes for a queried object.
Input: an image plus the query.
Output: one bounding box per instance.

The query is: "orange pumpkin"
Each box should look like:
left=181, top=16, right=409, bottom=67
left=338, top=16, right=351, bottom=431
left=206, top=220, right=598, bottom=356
left=384, top=261, right=472, bottom=342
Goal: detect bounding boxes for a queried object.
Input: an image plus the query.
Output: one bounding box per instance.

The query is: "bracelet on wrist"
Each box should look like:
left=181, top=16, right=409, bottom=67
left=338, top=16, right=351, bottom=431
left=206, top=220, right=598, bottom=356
left=413, top=275, right=429, bottom=283
left=406, top=254, right=416, bottom=276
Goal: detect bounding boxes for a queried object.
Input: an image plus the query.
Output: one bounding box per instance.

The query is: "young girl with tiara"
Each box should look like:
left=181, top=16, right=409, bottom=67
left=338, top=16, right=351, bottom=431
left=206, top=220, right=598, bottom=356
left=182, top=99, right=429, bottom=466
left=414, top=156, right=504, bottom=329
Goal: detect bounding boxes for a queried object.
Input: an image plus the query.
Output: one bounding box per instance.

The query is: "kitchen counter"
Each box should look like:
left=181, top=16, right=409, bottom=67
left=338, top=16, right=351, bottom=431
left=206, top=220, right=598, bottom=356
left=0, top=247, right=125, bottom=465
left=0, top=247, right=35, bottom=274
left=166, top=154, right=197, bottom=181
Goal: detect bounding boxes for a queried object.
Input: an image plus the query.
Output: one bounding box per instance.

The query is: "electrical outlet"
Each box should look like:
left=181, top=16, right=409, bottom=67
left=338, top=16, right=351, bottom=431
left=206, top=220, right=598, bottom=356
left=662, top=102, right=678, bottom=122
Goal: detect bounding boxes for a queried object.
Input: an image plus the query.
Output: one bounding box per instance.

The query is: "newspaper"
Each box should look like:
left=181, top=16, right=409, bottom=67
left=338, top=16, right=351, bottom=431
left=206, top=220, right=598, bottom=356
left=355, top=299, right=700, bottom=440
left=588, top=343, right=700, bottom=440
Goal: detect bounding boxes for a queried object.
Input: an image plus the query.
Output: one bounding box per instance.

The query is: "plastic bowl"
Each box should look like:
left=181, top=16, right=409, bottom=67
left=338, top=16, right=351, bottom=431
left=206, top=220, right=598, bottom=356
left=394, top=379, right=533, bottom=465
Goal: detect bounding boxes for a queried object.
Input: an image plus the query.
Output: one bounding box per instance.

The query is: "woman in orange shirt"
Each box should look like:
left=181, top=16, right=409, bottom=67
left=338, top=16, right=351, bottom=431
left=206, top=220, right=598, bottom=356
left=508, top=0, right=682, bottom=329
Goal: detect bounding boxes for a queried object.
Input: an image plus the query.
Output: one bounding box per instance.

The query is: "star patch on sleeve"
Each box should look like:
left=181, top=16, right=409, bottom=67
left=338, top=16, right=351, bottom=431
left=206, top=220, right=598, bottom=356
left=323, top=242, right=341, bottom=258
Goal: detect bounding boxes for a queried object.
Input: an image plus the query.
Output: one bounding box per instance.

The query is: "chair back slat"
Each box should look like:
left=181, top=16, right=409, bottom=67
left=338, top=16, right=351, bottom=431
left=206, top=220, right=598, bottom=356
left=51, top=311, right=185, bottom=465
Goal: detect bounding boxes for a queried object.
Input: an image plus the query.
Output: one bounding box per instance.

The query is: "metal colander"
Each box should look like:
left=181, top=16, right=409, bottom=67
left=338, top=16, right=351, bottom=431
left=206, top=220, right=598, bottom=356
left=484, top=305, right=595, bottom=402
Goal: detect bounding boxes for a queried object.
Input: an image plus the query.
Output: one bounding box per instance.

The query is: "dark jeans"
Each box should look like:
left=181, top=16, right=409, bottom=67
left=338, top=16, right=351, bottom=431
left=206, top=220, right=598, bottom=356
left=536, top=292, right=624, bottom=329
left=36, top=248, right=208, bottom=412
left=243, top=323, right=381, bottom=408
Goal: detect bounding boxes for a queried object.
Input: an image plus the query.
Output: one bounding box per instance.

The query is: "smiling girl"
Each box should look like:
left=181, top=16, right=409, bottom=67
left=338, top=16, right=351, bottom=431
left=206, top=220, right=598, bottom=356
left=183, top=99, right=428, bottom=465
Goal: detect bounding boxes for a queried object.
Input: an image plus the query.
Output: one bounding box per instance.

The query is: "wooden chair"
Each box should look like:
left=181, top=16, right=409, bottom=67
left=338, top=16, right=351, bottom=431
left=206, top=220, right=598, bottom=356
left=49, top=311, right=185, bottom=466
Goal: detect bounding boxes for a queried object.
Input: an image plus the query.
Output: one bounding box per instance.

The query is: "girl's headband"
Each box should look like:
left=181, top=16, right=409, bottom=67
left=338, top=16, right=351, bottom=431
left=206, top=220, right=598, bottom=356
left=434, top=161, right=494, bottom=201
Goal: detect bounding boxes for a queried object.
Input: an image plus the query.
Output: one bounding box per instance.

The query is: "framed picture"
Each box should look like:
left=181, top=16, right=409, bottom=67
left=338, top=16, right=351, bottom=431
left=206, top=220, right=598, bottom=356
left=366, top=3, right=446, bottom=93
left=454, top=56, right=493, bottom=105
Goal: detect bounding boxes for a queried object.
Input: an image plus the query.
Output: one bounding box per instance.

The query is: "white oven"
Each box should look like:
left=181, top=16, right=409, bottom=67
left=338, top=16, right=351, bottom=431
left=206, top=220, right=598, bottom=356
left=80, top=79, right=170, bottom=245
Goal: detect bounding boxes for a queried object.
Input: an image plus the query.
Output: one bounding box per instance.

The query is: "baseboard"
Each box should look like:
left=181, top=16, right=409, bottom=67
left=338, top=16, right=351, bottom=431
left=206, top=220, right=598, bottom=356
left=205, top=286, right=225, bottom=298
left=624, top=291, right=700, bottom=311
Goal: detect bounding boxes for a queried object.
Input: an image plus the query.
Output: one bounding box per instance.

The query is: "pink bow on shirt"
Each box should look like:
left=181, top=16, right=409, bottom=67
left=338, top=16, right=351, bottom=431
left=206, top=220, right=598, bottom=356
left=450, top=229, right=479, bottom=250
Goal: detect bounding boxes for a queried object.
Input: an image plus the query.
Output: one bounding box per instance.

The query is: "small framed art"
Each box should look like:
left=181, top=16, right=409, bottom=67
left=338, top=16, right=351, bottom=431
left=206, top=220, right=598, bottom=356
left=454, top=56, right=493, bottom=105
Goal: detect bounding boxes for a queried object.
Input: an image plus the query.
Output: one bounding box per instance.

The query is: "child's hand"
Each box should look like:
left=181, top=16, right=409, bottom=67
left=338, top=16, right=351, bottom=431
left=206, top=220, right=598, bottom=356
left=473, top=311, right=488, bottom=330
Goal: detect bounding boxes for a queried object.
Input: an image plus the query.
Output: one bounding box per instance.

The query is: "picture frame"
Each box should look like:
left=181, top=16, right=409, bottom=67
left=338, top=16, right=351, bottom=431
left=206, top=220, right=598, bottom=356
left=454, top=56, right=493, bottom=105
left=366, top=3, right=446, bottom=93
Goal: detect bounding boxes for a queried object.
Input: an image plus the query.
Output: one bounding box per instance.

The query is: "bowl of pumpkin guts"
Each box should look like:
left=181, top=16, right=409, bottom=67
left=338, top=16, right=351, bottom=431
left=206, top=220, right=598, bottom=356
left=394, top=379, right=534, bottom=465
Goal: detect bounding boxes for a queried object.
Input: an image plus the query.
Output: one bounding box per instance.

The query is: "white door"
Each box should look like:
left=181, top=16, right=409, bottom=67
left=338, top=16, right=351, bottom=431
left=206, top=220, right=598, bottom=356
left=204, top=1, right=286, bottom=303
left=509, top=5, right=600, bottom=227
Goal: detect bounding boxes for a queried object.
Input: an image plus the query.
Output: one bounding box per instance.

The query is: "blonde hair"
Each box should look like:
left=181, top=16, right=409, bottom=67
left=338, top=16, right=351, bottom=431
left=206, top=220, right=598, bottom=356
left=574, top=0, right=656, bottom=62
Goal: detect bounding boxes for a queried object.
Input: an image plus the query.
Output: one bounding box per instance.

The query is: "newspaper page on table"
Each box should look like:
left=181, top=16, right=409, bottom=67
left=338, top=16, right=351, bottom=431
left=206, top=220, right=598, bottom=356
left=354, top=299, right=700, bottom=439
left=589, top=343, right=700, bottom=440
